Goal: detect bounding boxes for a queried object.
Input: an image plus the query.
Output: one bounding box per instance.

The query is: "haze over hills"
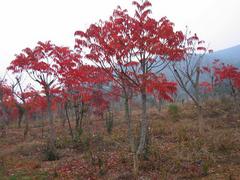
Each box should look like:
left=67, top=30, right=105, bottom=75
left=204, top=44, right=240, bottom=66
left=160, top=44, right=240, bottom=83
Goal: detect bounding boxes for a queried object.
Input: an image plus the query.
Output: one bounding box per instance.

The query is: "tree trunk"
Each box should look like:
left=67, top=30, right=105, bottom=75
left=124, top=96, right=134, bottom=150
left=0, top=118, right=7, bottom=138
left=18, top=111, right=24, bottom=128
left=157, top=99, right=162, bottom=112
left=61, top=104, right=66, bottom=127
left=124, top=95, right=139, bottom=176
left=133, top=153, right=139, bottom=177
left=64, top=102, right=74, bottom=140
left=0, top=104, right=8, bottom=138
left=62, top=117, right=66, bottom=127
left=23, top=114, right=29, bottom=139
left=194, top=68, right=204, bottom=133
left=74, top=102, right=80, bottom=130
left=47, top=95, right=56, bottom=152
left=137, top=91, right=148, bottom=155
left=79, top=102, right=85, bottom=130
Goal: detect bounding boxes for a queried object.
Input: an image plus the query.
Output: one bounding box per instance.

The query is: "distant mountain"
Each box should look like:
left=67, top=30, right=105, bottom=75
left=160, top=44, right=240, bottom=82
left=204, top=45, right=240, bottom=67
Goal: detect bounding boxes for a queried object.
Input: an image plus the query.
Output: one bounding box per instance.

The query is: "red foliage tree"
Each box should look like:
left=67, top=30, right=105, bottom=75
left=200, top=60, right=222, bottom=95
left=0, top=79, right=17, bottom=137
left=75, top=0, right=183, bottom=173
left=215, top=63, right=240, bottom=106
left=52, top=46, right=114, bottom=137
left=8, top=41, right=75, bottom=153
left=201, top=60, right=240, bottom=96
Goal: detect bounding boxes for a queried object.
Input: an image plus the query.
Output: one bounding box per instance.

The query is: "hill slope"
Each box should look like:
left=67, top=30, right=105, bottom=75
left=205, top=45, right=240, bottom=66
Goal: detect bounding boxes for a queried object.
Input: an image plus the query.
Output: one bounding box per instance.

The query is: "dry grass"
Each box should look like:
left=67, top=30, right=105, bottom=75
left=0, top=99, right=240, bottom=179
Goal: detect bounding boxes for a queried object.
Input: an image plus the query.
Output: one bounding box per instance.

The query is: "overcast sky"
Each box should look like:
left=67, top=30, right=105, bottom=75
left=1, top=0, right=240, bottom=77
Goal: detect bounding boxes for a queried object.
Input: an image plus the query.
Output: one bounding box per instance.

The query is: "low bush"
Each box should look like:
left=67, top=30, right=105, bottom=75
left=42, top=143, right=59, bottom=161
left=168, top=104, right=180, bottom=121
left=105, top=111, right=114, bottom=134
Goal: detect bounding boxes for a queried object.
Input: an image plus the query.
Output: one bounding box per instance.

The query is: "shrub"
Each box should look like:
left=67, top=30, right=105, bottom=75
left=202, top=161, right=209, bottom=176
left=97, top=157, right=106, bottom=176
left=83, top=150, right=106, bottom=176
left=72, top=128, right=83, bottom=148
left=73, top=130, right=90, bottom=152
left=42, top=143, right=59, bottom=161
left=55, top=136, right=71, bottom=149
left=168, top=104, right=180, bottom=121
left=81, top=134, right=90, bottom=151
left=105, top=111, right=114, bottom=134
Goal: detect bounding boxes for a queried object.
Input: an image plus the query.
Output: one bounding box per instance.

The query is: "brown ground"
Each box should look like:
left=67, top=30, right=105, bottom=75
left=0, top=99, right=240, bottom=180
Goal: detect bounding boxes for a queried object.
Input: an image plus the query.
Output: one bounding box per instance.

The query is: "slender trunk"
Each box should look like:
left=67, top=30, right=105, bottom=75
left=230, top=81, right=240, bottom=112
left=18, top=117, right=22, bottom=128
left=65, top=102, right=74, bottom=140
left=18, top=112, right=24, bottom=128
left=133, top=153, right=139, bottom=177
left=194, top=68, right=204, bottom=133
left=157, top=99, right=162, bottom=112
left=229, top=83, right=240, bottom=131
left=47, top=95, right=56, bottom=152
left=62, top=117, right=66, bottom=127
left=79, top=102, right=84, bottom=130
left=124, top=96, right=135, bottom=151
left=0, top=104, right=8, bottom=138
left=61, top=104, right=66, bottom=127
left=0, top=118, right=7, bottom=138
left=23, top=113, right=29, bottom=139
left=195, top=88, right=203, bottom=133
left=124, top=95, right=138, bottom=176
left=196, top=86, right=204, bottom=134
left=74, top=102, right=80, bottom=130
left=137, top=91, right=148, bottom=155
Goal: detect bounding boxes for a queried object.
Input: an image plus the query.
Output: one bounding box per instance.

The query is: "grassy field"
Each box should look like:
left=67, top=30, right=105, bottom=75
left=0, top=99, right=240, bottom=179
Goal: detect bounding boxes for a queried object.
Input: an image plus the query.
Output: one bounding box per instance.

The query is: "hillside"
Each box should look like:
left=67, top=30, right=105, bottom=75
left=204, top=45, right=240, bottom=66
